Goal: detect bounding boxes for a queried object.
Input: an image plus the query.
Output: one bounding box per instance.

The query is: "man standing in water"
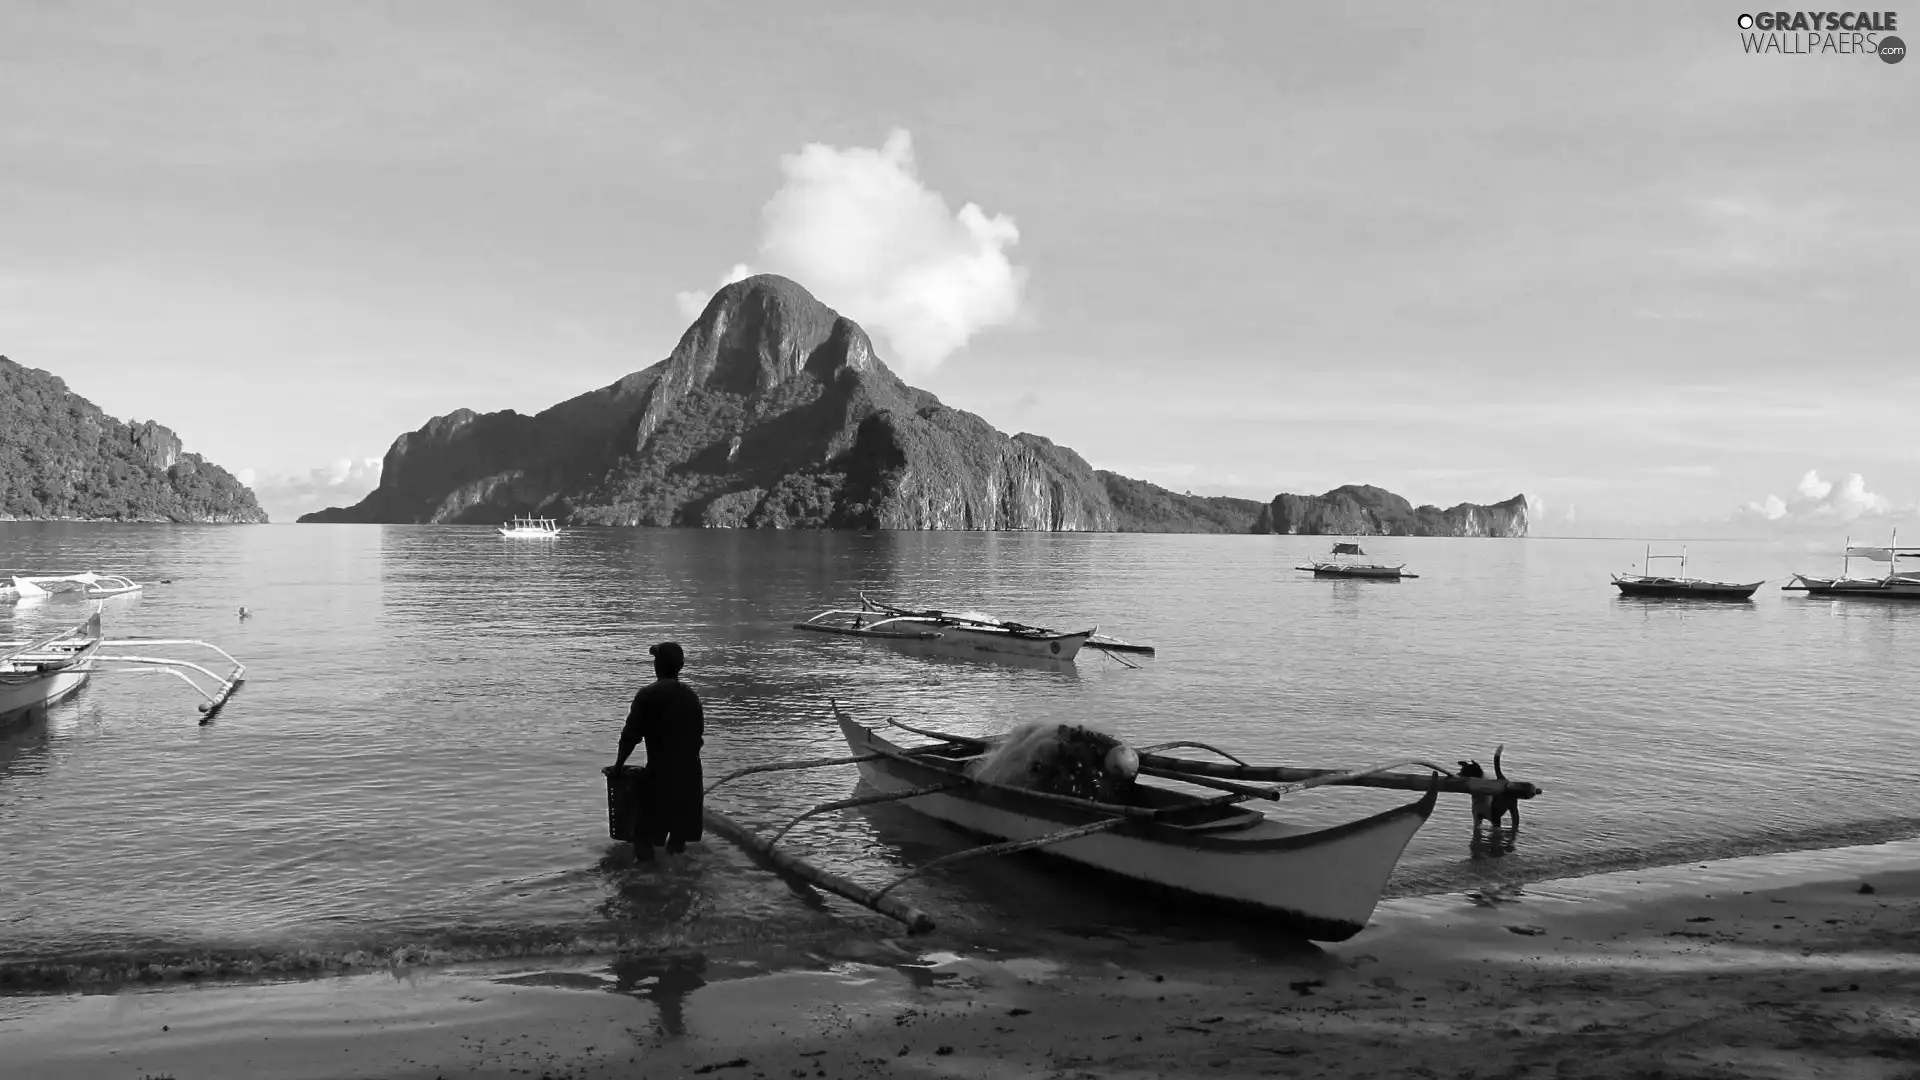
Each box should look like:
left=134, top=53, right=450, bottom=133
left=613, top=641, right=706, bottom=858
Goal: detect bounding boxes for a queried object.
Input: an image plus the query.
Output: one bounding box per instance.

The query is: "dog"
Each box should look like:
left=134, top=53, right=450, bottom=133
left=1456, top=745, right=1520, bottom=832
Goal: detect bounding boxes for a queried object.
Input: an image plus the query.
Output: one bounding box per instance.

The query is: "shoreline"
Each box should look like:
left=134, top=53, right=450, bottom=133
left=4, top=837, right=1918, bottom=1078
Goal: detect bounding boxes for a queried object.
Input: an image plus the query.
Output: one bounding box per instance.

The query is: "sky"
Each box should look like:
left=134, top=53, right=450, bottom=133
left=2, top=2, right=1914, bottom=534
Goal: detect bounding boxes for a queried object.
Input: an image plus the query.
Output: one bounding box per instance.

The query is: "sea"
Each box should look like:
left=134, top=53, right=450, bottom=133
left=1, top=523, right=1915, bottom=991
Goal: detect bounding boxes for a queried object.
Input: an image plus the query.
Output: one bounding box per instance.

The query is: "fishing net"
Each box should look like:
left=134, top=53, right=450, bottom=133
left=967, top=722, right=1141, bottom=803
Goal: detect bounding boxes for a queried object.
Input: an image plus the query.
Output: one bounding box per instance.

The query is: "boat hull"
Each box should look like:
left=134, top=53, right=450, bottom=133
left=796, top=621, right=1092, bottom=662
left=1613, top=576, right=1761, bottom=600
left=1785, top=574, right=1920, bottom=600
left=840, top=716, right=1435, bottom=941
left=1301, top=563, right=1407, bottom=579
left=0, top=639, right=98, bottom=723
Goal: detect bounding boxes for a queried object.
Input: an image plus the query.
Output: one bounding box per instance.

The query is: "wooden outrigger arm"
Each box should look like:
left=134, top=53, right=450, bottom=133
left=871, top=817, right=1131, bottom=902
left=704, top=754, right=882, bottom=795
left=769, top=782, right=967, bottom=843
left=93, top=636, right=247, bottom=719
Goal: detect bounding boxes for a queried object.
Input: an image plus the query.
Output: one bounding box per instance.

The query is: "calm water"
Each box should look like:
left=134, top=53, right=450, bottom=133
left=2, top=523, right=1915, bottom=988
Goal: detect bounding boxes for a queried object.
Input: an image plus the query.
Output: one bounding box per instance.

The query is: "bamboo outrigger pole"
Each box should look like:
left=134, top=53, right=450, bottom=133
left=871, top=817, right=1129, bottom=902
left=702, top=808, right=937, bottom=934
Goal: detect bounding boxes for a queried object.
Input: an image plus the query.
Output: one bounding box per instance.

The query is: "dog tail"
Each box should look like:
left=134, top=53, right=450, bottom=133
left=1493, top=743, right=1505, bottom=780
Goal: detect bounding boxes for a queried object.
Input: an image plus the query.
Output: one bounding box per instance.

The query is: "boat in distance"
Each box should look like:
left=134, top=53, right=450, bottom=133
left=1784, top=532, right=1920, bottom=600
left=1611, top=546, right=1762, bottom=600
left=794, top=593, right=1103, bottom=662
left=1295, top=541, right=1418, bottom=580
left=861, top=593, right=1155, bottom=655
left=836, top=708, right=1438, bottom=941
left=498, top=516, right=562, bottom=538
left=8, top=572, right=144, bottom=600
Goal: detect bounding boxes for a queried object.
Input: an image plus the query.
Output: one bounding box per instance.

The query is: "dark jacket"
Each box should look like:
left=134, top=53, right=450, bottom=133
left=618, top=677, right=705, bottom=843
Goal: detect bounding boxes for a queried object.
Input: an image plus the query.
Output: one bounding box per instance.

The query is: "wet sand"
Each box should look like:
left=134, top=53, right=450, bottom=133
left=5, top=839, right=1918, bottom=1079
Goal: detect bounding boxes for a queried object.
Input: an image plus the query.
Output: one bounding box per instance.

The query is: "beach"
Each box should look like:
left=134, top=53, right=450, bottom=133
left=6, top=839, right=1917, bottom=1080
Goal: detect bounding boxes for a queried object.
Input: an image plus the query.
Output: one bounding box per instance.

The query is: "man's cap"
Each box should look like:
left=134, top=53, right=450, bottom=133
left=650, top=641, right=685, bottom=663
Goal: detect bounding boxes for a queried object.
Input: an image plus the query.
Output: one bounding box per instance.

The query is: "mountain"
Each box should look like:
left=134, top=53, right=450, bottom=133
left=0, top=355, right=268, bottom=523
left=297, top=276, right=1524, bottom=536
left=1097, top=472, right=1266, bottom=533
left=302, top=275, right=1115, bottom=529
left=1251, top=485, right=1527, bottom=537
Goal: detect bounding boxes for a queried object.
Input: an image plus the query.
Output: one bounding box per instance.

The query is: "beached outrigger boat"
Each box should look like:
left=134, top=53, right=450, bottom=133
left=0, top=612, right=248, bottom=725
left=793, top=593, right=1103, bottom=662
left=1295, top=541, right=1417, bottom=580
left=1612, top=545, right=1762, bottom=600
left=1783, top=531, right=1920, bottom=601
left=497, top=516, right=562, bottom=538
left=836, top=711, right=1436, bottom=939
left=673, top=705, right=1542, bottom=941
left=9, top=572, right=144, bottom=600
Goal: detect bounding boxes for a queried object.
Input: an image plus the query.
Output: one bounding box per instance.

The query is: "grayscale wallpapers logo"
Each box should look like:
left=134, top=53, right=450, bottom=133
left=1736, top=10, right=1905, bottom=61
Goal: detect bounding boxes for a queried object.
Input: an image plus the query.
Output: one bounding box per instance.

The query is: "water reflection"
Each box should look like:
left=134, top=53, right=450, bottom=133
left=610, top=951, right=709, bottom=1036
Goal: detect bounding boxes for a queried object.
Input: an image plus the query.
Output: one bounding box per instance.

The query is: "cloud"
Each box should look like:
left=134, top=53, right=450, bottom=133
left=674, top=129, right=1028, bottom=375
left=1741, top=470, right=1903, bottom=527
left=245, top=456, right=383, bottom=522
left=673, top=263, right=754, bottom=322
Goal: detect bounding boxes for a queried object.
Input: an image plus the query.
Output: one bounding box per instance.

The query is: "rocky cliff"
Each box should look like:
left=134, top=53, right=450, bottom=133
left=1251, top=485, right=1527, bottom=537
left=0, top=355, right=268, bottom=523
left=1098, top=472, right=1266, bottom=533
left=301, top=275, right=1117, bottom=530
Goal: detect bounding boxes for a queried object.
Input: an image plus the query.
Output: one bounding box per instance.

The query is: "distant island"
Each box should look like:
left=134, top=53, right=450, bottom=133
left=298, top=275, right=1524, bottom=538
left=1253, top=485, right=1527, bottom=537
left=0, top=355, right=267, bottom=524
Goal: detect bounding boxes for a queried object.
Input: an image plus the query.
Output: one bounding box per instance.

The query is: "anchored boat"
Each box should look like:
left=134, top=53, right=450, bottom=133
left=497, top=516, right=562, bottom=538
left=1295, top=541, right=1417, bottom=580
left=0, top=612, right=247, bottom=725
left=1783, top=531, right=1920, bottom=601
left=1611, top=545, right=1762, bottom=600
left=8, top=572, right=144, bottom=600
left=793, top=592, right=1143, bottom=663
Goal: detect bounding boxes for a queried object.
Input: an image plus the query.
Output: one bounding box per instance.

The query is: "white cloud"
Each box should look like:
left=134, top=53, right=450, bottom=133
left=673, top=263, right=754, bottom=322
left=245, top=456, right=383, bottom=522
left=673, top=129, right=1028, bottom=376
left=1741, top=470, right=1901, bottom=527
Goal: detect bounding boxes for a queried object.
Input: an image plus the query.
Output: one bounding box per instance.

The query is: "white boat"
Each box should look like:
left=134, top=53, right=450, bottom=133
left=0, top=614, right=103, bottom=723
left=9, top=572, right=144, bottom=600
left=794, top=593, right=1097, bottom=661
left=1295, top=541, right=1417, bottom=580
left=1783, top=531, right=1920, bottom=601
left=497, top=516, right=562, bottom=538
left=0, top=613, right=248, bottom=725
left=834, top=708, right=1439, bottom=941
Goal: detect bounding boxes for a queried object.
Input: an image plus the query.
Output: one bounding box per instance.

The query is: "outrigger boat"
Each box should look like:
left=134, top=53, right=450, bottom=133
left=9, top=572, right=144, bottom=600
left=666, top=704, right=1541, bottom=942
left=1611, top=545, right=1762, bottom=600
left=497, top=516, right=562, bottom=538
left=1295, top=541, right=1417, bottom=580
left=1783, top=531, right=1920, bottom=601
left=0, top=612, right=247, bottom=726
left=792, top=592, right=1149, bottom=663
